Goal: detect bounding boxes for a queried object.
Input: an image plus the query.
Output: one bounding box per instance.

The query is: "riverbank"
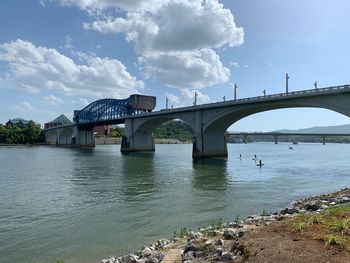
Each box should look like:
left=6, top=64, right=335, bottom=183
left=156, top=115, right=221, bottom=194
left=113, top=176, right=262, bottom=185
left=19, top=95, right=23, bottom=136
left=101, top=187, right=350, bottom=263
left=95, top=138, right=189, bottom=145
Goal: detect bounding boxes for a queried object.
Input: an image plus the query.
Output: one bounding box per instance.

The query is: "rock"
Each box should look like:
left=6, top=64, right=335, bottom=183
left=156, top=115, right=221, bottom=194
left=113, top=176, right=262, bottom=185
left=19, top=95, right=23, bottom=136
left=221, top=251, right=234, bottom=261
left=340, top=196, right=350, bottom=203
left=194, top=251, right=204, bottom=257
left=223, top=229, right=236, bottom=240
left=145, top=257, right=159, bottom=263
left=237, top=229, right=246, bottom=237
left=156, top=239, right=170, bottom=248
left=157, top=252, right=165, bottom=262
left=124, top=254, right=138, bottom=263
left=189, top=231, right=202, bottom=240
left=215, top=239, right=224, bottom=246
left=304, top=201, right=321, bottom=211
left=102, top=257, right=117, bottom=263
left=184, top=242, right=197, bottom=253
left=280, top=207, right=297, bottom=215
left=183, top=250, right=195, bottom=259
left=141, top=247, right=153, bottom=257
left=227, top=222, right=239, bottom=228
left=215, top=248, right=223, bottom=257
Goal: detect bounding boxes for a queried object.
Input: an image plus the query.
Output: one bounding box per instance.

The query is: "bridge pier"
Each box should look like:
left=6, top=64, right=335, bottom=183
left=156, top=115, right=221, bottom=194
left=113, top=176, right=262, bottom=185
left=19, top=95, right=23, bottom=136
left=192, top=132, right=227, bottom=158
left=322, top=136, right=326, bottom=145
left=121, top=119, right=155, bottom=152
left=75, top=127, right=95, bottom=147
left=274, top=135, right=279, bottom=144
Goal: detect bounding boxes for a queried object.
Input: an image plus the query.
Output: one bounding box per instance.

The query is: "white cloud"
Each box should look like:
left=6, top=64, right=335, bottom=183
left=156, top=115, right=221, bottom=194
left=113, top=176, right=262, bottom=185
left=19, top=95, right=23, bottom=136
left=0, top=39, right=144, bottom=98
left=82, top=0, right=244, bottom=89
left=229, top=62, right=240, bottom=68
left=139, top=49, right=230, bottom=89
left=166, top=89, right=210, bottom=108
left=268, top=62, right=273, bottom=66
left=84, top=1, right=244, bottom=53
left=55, top=0, right=164, bottom=12
left=65, top=35, right=73, bottom=49
left=42, top=94, right=64, bottom=105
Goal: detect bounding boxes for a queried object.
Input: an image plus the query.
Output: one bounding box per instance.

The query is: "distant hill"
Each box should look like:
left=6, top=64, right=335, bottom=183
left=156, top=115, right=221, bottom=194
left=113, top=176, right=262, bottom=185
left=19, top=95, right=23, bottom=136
left=276, top=124, right=350, bottom=134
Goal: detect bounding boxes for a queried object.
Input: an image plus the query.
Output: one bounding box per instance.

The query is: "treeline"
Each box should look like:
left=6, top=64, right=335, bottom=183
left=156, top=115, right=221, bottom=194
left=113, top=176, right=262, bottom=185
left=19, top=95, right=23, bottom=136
left=153, top=120, right=193, bottom=139
left=109, top=121, right=193, bottom=139
left=110, top=127, right=125, bottom=138
left=0, top=121, right=45, bottom=144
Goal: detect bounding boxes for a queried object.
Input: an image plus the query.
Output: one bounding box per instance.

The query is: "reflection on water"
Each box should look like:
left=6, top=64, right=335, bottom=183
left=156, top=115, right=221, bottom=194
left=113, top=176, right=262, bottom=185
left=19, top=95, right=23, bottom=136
left=192, top=158, right=228, bottom=191
left=120, top=152, right=156, bottom=202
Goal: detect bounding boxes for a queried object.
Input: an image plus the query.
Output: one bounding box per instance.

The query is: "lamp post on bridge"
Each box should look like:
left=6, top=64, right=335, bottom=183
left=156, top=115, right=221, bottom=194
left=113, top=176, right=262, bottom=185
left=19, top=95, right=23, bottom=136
left=286, top=73, right=290, bottom=95
left=194, top=91, right=198, bottom=106
left=233, top=83, right=238, bottom=101
left=166, top=97, right=169, bottom=109
left=314, top=81, right=318, bottom=90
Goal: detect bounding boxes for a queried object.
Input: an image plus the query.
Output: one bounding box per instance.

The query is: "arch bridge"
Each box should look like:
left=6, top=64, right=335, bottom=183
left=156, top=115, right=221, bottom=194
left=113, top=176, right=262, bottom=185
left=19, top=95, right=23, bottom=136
left=45, top=84, right=350, bottom=158
left=121, top=84, right=350, bottom=157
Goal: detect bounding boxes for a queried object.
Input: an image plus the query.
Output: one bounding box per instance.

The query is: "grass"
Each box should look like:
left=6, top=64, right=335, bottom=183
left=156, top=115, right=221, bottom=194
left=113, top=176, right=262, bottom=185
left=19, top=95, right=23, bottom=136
left=173, top=227, right=191, bottom=238
left=289, top=204, right=350, bottom=250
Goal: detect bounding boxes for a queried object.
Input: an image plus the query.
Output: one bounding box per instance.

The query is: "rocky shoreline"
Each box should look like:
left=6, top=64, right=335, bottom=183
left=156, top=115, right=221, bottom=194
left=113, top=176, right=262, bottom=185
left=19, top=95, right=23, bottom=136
left=101, top=188, right=350, bottom=263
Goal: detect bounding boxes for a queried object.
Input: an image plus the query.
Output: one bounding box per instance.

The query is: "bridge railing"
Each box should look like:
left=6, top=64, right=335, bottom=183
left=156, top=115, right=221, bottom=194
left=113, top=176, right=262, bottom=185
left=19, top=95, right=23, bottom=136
left=219, top=84, right=350, bottom=105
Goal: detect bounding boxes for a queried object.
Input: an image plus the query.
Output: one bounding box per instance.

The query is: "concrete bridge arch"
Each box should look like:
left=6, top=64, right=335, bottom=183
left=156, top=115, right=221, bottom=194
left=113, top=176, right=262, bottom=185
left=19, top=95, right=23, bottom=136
left=122, top=90, right=350, bottom=157
left=200, top=93, right=350, bottom=157
left=122, top=112, right=195, bottom=152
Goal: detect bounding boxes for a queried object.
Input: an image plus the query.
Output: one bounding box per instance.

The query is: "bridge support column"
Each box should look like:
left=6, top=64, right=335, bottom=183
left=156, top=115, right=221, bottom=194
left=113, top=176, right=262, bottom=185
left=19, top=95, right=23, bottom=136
left=193, top=132, right=227, bottom=158
left=243, top=135, right=248, bottom=144
left=322, top=136, right=326, bottom=145
left=75, top=126, right=95, bottom=147
left=274, top=135, right=279, bottom=144
left=121, top=119, right=155, bottom=152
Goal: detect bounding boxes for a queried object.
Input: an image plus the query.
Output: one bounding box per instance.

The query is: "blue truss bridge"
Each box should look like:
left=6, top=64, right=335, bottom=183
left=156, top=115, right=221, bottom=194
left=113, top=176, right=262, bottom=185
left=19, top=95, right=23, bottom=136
left=73, top=95, right=156, bottom=126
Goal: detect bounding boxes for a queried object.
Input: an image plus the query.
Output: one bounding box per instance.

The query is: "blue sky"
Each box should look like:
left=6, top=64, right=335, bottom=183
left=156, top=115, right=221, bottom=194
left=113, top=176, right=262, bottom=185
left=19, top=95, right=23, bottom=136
left=0, top=0, right=349, bottom=131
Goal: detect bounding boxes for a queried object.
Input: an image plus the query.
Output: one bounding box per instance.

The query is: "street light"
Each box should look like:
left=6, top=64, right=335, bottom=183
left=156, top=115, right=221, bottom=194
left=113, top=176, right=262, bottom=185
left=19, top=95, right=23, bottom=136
left=223, top=96, right=226, bottom=102
left=166, top=97, right=169, bottom=109
left=194, top=91, right=198, bottom=106
left=263, top=89, right=266, bottom=97
left=314, top=81, right=318, bottom=90
left=286, top=73, right=290, bottom=95
left=234, top=83, right=238, bottom=100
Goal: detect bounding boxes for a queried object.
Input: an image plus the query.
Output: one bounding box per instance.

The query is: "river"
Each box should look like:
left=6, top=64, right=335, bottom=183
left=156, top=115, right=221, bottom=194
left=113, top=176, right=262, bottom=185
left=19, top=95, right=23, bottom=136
left=1, top=143, right=350, bottom=263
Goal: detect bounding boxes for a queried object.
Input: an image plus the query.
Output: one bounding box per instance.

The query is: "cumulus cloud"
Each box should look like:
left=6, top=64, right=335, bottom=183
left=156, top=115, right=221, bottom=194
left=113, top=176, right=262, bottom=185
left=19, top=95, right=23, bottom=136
left=82, top=0, right=244, bottom=89
left=0, top=39, right=144, bottom=98
left=139, top=49, right=230, bottom=89
left=166, top=89, right=210, bottom=108
left=55, top=0, right=164, bottom=12
left=84, top=1, right=244, bottom=53
left=42, top=94, right=64, bottom=105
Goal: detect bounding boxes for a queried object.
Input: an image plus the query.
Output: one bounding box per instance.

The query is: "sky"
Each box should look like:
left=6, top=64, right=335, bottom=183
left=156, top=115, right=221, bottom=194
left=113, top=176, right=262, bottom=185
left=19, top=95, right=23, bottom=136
left=0, top=0, right=350, bottom=131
